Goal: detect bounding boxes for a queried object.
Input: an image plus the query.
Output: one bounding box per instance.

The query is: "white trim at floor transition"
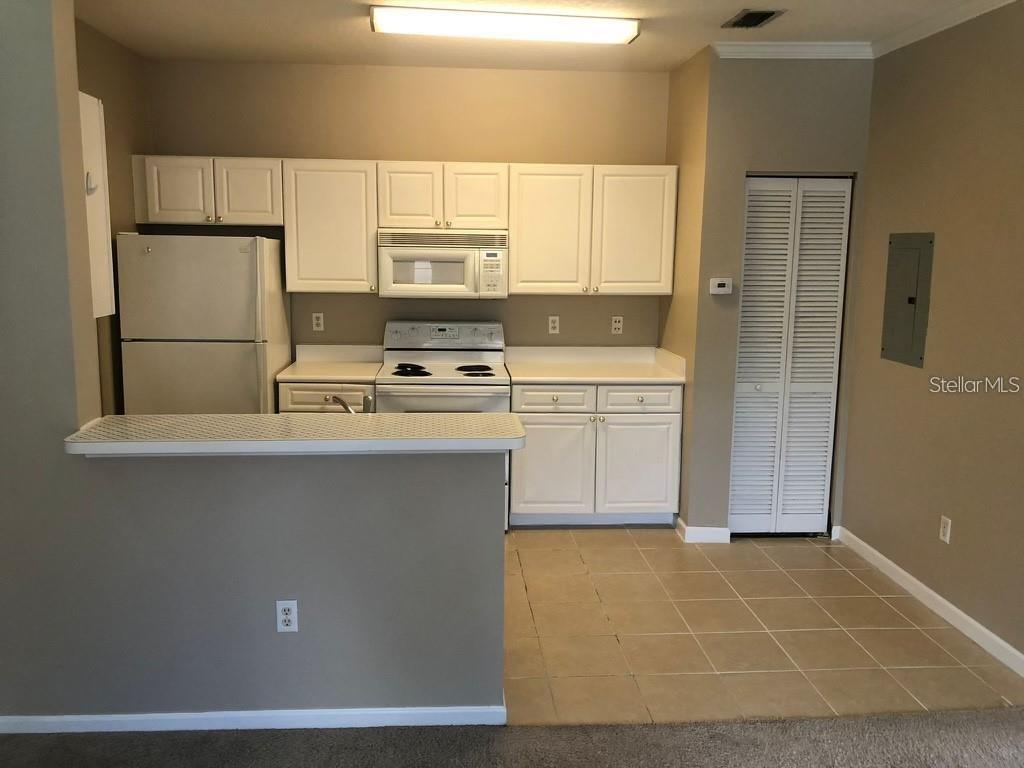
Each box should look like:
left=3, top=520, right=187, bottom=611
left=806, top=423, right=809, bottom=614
left=676, top=517, right=731, bottom=544
left=0, top=705, right=507, bottom=735
left=833, top=526, right=1024, bottom=677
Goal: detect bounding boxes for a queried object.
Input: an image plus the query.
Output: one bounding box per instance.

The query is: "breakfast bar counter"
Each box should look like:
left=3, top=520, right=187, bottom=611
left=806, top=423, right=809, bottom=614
left=65, top=413, right=525, bottom=457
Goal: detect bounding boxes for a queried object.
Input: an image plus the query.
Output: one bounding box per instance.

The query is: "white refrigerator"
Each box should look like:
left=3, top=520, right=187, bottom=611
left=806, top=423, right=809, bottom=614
left=117, top=233, right=291, bottom=414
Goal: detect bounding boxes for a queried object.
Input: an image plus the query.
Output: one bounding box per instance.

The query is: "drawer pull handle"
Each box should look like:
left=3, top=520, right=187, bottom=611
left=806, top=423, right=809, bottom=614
left=323, top=395, right=331, bottom=402
left=589, top=415, right=596, bottom=422
left=551, top=395, right=559, bottom=403
left=598, top=416, right=606, bottom=422
left=637, top=395, right=645, bottom=403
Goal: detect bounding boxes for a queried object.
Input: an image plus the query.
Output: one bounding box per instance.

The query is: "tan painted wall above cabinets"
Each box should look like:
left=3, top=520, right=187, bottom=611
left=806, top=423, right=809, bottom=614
left=145, top=61, right=669, bottom=164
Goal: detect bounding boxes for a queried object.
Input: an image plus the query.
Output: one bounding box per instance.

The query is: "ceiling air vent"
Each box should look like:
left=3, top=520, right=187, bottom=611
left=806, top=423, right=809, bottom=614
left=722, top=9, right=785, bottom=29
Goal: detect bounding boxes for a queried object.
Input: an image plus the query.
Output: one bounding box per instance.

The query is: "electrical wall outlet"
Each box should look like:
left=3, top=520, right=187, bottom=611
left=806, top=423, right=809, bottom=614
left=311, top=312, right=325, bottom=332
left=276, top=599, right=298, bottom=632
left=939, top=516, right=952, bottom=544
left=548, top=315, right=560, bottom=335
left=611, top=316, right=624, bottom=335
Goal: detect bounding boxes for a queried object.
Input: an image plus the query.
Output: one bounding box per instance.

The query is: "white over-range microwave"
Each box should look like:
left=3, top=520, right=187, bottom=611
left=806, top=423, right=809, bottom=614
left=377, top=229, right=508, bottom=299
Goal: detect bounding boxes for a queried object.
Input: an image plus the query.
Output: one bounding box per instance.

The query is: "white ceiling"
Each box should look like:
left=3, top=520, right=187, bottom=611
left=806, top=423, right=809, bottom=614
left=75, top=0, right=992, bottom=71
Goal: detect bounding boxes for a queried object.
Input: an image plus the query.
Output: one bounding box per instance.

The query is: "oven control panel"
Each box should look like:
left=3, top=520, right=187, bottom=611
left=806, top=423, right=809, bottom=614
left=385, top=321, right=504, bottom=350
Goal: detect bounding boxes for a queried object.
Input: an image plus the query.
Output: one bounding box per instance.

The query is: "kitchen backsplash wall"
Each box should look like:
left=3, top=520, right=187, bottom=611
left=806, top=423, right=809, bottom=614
left=290, top=294, right=660, bottom=347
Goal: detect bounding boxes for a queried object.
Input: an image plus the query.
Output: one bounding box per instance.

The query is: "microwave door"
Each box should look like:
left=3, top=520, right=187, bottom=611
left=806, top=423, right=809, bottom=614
left=379, top=248, right=478, bottom=298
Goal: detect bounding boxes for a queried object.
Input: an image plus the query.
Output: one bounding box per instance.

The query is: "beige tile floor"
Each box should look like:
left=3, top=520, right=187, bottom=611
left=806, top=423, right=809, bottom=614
left=503, top=527, right=1024, bottom=725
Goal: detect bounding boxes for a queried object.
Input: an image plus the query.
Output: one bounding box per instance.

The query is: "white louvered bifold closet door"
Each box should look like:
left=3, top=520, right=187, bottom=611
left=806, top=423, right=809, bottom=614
left=776, top=178, right=852, bottom=532
left=728, top=178, right=798, bottom=533
left=729, top=177, right=852, bottom=534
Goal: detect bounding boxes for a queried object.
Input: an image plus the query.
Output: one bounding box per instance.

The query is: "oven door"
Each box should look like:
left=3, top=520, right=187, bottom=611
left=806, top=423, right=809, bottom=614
left=378, top=247, right=479, bottom=298
left=376, top=384, right=510, bottom=413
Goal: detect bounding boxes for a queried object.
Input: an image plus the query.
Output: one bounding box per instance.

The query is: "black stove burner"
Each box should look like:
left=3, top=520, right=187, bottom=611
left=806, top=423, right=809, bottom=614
left=456, top=365, right=493, bottom=372
left=463, top=371, right=495, bottom=377
left=395, top=363, right=426, bottom=371
left=392, top=369, right=432, bottom=377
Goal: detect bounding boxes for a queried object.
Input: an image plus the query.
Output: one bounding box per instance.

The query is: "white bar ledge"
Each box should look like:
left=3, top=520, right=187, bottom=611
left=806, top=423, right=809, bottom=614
left=65, top=413, right=525, bottom=457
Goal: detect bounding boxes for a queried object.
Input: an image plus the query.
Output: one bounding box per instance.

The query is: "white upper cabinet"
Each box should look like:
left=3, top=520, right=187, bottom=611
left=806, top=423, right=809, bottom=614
left=377, top=161, right=444, bottom=228
left=508, top=164, right=593, bottom=294
left=443, top=163, right=509, bottom=229
left=145, top=156, right=215, bottom=224
left=283, top=159, right=377, bottom=293
left=137, top=155, right=283, bottom=225
left=378, top=161, right=509, bottom=229
left=213, top=157, right=283, bottom=225
left=591, top=165, right=677, bottom=295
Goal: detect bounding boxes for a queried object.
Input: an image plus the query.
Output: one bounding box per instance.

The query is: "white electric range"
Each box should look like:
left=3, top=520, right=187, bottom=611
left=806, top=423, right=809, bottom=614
left=375, top=321, right=511, bottom=414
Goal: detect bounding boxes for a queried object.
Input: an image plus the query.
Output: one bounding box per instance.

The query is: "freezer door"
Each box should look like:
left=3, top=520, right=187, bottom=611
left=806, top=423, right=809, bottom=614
left=117, top=234, right=261, bottom=341
left=122, top=341, right=266, bottom=414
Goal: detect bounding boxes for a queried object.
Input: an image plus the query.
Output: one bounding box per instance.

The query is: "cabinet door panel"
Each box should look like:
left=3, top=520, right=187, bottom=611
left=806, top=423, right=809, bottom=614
left=509, top=164, right=592, bottom=294
left=444, top=163, right=508, bottom=229
left=377, top=161, right=443, bottom=228
left=511, top=414, right=596, bottom=516
left=284, top=159, right=377, bottom=293
left=145, top=156, right=214, bottom=223
left=596, top=414, right=680, bottom=515
left=592, top=165, right=676, bottom=294
left=214, top=157, right=283, bottom=224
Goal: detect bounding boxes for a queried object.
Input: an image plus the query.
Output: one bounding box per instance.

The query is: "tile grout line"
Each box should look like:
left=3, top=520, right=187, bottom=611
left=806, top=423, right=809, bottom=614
left=724, top=548, right=839, bottom=716
left=776, top=548, right=934, bottom=713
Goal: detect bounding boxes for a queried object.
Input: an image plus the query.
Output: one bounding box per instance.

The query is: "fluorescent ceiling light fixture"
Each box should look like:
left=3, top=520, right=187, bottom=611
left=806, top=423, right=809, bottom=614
left=370, top=6, right=640, bottom=45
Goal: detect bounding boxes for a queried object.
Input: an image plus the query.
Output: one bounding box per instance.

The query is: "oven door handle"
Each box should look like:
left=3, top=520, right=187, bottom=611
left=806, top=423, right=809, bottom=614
left=375, top=384, right=510, bottom=396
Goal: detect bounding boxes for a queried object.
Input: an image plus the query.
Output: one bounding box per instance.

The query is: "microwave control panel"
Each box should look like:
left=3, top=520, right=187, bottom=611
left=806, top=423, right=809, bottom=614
left=479, top=250, right=508, bottom=298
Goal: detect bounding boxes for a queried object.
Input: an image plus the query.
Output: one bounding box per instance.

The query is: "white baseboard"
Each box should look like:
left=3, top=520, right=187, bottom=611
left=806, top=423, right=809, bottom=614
left=676, top=517, right=731, bottom=544
left=0, top=705, right=506, bottom=735
left=833, top=526, right=1024, bottom=676
left=510, top=513, right=674, bottom=527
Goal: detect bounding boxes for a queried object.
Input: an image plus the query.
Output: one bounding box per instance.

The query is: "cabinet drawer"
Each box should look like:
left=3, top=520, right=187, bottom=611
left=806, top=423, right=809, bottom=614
left=278, top=382, right=374, bottom=413
left=598, top=385, right=681, bottom=413
left=513, top=385, right=596, bottom=413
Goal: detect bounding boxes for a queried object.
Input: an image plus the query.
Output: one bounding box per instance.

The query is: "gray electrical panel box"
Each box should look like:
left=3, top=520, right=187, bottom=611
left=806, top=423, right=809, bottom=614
left=881, top=233, right=934, bottom=367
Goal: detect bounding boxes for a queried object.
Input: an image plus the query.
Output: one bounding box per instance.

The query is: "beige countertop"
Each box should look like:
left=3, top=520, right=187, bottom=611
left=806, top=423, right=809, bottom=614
left=276, top=361, right=382, bottom=383
left=505, top=361, right=684, bottom=385
left=505, top=346, right=686, bottom=385
left=65, top=413, right=525, bottom=457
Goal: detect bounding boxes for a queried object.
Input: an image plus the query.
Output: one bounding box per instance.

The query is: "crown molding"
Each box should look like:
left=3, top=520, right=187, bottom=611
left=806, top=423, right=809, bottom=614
left=712, top=42, right=874, bottom=60
left=871, top=0, right=1016, bottom=57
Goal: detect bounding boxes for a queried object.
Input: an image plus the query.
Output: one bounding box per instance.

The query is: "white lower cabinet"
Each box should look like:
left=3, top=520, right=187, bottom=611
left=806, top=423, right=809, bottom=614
left=511, top=384, right=682, bottom=523
left=596, top=414, right=681, bottom=515
left=510, top=414, right=596, bottom=517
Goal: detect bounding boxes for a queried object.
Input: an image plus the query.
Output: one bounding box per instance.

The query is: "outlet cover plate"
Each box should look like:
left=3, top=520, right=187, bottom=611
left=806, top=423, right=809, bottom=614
left=548, top=316, right=560, bottom=335
left=277, top=599, right=298, bottom=632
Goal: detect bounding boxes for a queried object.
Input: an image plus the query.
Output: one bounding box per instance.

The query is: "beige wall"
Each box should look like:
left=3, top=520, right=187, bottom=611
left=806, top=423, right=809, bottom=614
left=659, top=54, right=873, bottom=527
left=141, top=60, right=671, bottom=347
left=659, top=48, right=712, bottom=521
left=75, top=21, right=152, bottom=414
left=841, top=2, right=1024, bottom=650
